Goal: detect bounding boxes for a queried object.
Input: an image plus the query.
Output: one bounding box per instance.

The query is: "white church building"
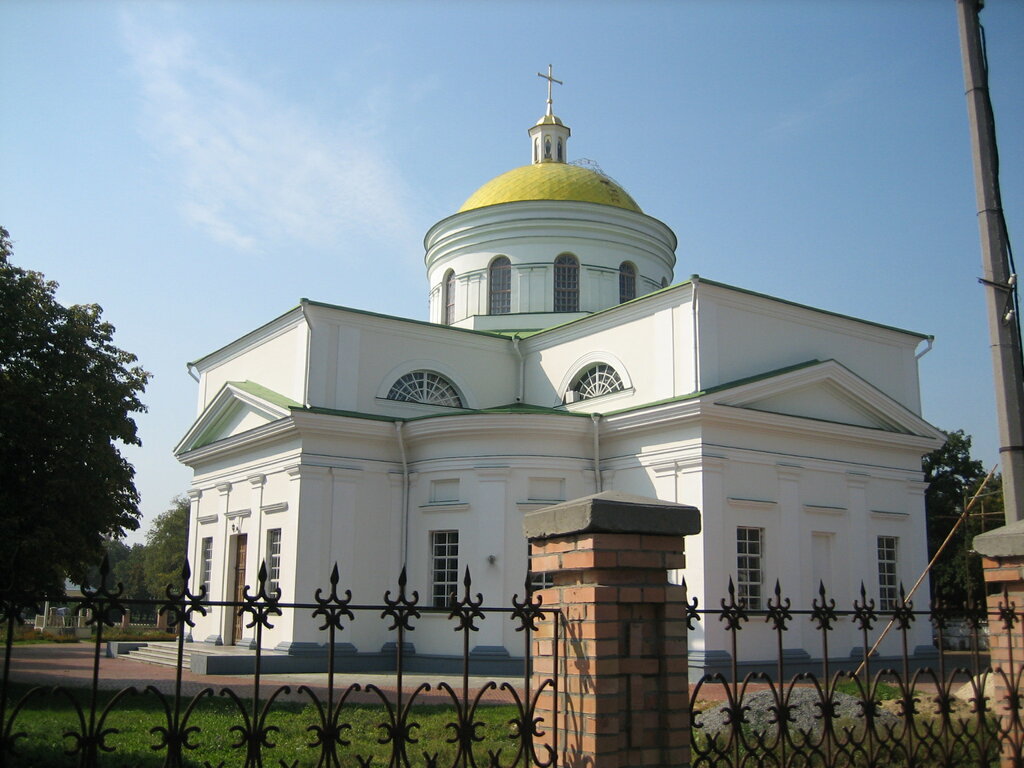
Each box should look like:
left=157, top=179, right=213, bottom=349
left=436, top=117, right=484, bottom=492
left=176, top=86, right=944, bottom=677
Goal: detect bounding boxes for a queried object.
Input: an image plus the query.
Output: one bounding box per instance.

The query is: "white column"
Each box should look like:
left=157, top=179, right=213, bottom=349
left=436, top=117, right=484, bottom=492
left=776, top=464, right=804, bottom=648
left=846, top=472, right=870, bottom=605
left=329, top=467, right=363, bottom=594
left=186, top=489, right=203, bottom=595
left=473, top=466, right=510, bottom=652
left=215, top=482, right=232, bottom=643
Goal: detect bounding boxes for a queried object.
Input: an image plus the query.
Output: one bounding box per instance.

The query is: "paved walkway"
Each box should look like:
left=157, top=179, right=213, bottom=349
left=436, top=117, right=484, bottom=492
left=5, top=643, right=966, bottom=706
left=4, top=643, right=523, bottom=706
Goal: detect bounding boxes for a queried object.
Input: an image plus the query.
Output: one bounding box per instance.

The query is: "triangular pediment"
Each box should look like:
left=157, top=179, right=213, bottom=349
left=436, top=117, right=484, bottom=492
left=175, top=381, right=299, bottom=454
left=708, top=360, right=942, bottom=438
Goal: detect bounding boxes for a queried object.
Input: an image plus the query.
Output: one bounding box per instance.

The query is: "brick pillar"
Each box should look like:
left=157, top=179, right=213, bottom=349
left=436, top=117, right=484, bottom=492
left=524, top=490, right=701, bottom=768
left=975, top=524, right=1024, bottom=767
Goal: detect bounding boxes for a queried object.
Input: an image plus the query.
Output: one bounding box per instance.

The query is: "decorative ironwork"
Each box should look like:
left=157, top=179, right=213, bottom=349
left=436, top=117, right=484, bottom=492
left=4, top=557, right=1024, bottom=767
left=688, top=577, right=1016, bottom=768
left=0, top=556, right=560, bottom=768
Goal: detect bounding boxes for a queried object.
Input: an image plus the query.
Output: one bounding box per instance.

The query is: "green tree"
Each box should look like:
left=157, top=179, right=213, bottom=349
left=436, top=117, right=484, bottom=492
left=106, top=540, right=152, bottom=602
left=144, top=496, right=190, bottom=598
left=923, top=429, right=1001, bottom=606
left=0, top=227, right=150, bottom=596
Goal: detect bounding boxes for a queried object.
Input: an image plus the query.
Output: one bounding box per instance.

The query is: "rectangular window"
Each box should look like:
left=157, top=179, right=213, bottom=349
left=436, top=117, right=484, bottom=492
left=199, top=537, right=214, bottom=595
left=878, top=535, right=898, bottom=611
left=431, top=530, right=459, bottom=607
left=553, top=256, right=579, bottom=312
left=265, top=529, right=282, bottom=596
left=430, top=479, right=460, bottom=503
left=489, top=259, right=511, bottom=315
left=528, top=477, right=565, bottom=502
left=736, top=527, right=764, bottom=611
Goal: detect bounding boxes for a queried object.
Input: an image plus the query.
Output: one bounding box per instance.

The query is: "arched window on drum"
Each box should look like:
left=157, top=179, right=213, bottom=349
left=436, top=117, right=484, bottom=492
left=443, top=269, right=456, bottom=325
left=619, top=262, right=637, bottom=303
left=489, top=257, right=511, bottom=315
left=553, top=254, right=579, bottom=312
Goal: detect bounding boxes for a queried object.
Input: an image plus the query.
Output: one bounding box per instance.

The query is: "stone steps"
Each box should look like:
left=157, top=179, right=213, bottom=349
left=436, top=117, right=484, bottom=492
left=122, top=641, right=241, bottom=669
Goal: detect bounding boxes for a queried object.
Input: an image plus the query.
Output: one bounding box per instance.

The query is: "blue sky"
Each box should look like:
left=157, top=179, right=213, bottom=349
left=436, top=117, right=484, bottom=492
left=2, top=1, right=1022, bottom=542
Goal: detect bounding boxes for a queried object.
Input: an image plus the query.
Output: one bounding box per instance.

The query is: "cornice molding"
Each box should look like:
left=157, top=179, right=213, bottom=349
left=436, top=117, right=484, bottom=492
left=419, top=502, right=470, bottom=513
left=728, top=497, right=777, bottom=511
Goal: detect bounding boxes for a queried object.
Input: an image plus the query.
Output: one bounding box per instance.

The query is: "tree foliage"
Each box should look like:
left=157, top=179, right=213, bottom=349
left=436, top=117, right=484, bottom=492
left=143, top=495, right=190, bottom=597
left=923, top=429, right=1002, bottom=606
left=0, top=227, right=150, bottom=595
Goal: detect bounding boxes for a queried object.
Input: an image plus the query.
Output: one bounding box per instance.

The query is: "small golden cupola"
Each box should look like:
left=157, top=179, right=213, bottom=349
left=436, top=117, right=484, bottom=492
left=529, top=65, right=571, bottom=164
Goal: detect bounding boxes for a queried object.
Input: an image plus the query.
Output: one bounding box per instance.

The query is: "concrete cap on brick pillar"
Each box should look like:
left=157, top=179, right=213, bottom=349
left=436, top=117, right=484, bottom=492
left=974, top=519, right=1024, bottom=558
left=523, top=490, right=701, bottom=541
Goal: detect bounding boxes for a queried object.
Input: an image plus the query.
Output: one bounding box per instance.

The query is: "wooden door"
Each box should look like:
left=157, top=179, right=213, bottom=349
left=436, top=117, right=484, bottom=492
left=230, top=534, right=247, bottom=645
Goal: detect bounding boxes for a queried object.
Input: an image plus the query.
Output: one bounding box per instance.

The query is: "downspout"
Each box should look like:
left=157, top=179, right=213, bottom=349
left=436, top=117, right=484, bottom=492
left=915, top=337, right=934, bottom=360
left=187, top=363, right=203, bottom=416
left=299, top=301, right=313, bottom=407
left=591, top=413, right=602, bottom=493
left=691, top=275, right=701, bottom=392
left=395, top=422, right=410, bottom=568
left=512, top=334, right=525, bottom=403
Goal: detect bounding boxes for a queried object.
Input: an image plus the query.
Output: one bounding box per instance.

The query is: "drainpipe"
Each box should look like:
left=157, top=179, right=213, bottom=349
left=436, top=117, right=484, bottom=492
left=591, top=412, right=602, bottom=493
left=395, top=422, right=410, bottom=568
left=300, top=301, right=313, bottom=407
left=512, top=334, right=525, bottom=403
left=914, top=338, right=934, bottom=360
left=691, top=275, right=701, bottom=392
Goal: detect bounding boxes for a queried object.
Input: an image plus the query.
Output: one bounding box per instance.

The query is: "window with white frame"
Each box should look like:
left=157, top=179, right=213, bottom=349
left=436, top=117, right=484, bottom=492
left=489, top=257, right=511, bottom=315
left=430, top=478, right=460, bottom=503
left=265, top=529, right=282, bottom=596
left=736, top=527, right=764, bottom=610
left=877, top=536, right=899, bottom=611
left=431, top=530, right=459, bottom=607
left=387, top=371, right=463, bottom=408
left=553, top=254, right=579, bottom=312
left=619, top=262, right=637, bottom=303
left=444, top=270, right=456, bottom=325
left=199, top=537, right=214, bottom=595
left=569, top=363, right=624, bottom=401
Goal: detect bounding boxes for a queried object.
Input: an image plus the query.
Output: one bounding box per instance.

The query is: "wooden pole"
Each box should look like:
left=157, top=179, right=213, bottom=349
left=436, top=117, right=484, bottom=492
left=853, top=466, right=998, bottom=677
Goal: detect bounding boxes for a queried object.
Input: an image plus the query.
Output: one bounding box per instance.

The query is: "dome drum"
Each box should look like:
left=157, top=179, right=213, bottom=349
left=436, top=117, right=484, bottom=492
left=425, top=201, right=676, bottom=328
left=423, top=105, right=676, bottom=331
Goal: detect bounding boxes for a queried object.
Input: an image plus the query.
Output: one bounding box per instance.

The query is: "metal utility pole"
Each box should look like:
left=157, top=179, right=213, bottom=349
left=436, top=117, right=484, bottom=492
left=956, top=0, right=1024, bottom=523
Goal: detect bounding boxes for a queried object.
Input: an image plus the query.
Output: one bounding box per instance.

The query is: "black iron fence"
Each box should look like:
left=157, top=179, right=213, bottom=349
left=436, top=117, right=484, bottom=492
left=0, top=558, right=559, bottom=768
left=2, top=560, right=1024, bottom=767
left=685, top=578, right=1020, bottom=768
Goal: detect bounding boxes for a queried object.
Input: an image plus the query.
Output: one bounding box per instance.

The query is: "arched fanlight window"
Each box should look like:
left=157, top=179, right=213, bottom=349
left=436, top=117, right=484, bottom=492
left=557, top=138, right=563, bottom=161
left=553, top=254, right=579, bottom=312
left=489, top=257, right=511, bottom=315
left=619, top=262, right=637, bottom=303
left=544, top=137, right=551, bottom=159
left=533, top=138, right=539, bottom=163
left=387, top=371, right=463, bottom=408
left=444, top=270, right=456, bottom=325
left=569, top=364, right=624, bottom=401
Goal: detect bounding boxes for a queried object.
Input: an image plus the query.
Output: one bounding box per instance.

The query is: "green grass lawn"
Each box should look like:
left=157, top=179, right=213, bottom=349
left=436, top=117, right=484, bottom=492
left=2, top=682, right=531, bottom=767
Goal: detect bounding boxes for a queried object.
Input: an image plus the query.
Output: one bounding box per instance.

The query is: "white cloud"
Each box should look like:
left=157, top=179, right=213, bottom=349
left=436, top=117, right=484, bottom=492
left=119, top=10, right=420, bottom=255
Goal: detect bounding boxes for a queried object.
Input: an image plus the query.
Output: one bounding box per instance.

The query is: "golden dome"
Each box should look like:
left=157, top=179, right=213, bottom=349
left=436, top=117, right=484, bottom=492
left=459, top=163, right=642, bottom=213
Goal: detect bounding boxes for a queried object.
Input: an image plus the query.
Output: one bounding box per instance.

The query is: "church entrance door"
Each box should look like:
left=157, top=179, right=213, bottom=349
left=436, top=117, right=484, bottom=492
left=229, top=534, right=247, bottom=645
